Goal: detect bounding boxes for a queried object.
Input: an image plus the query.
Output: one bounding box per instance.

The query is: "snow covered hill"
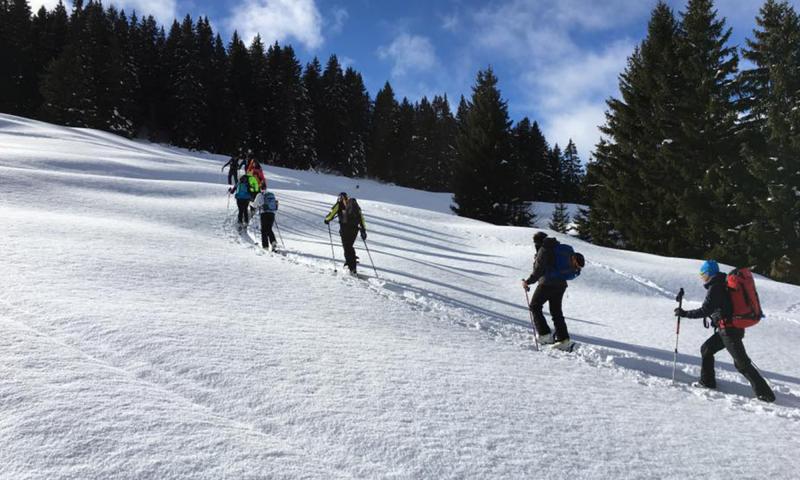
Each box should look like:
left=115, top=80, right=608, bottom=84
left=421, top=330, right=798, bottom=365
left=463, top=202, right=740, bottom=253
left=1, top=113, right=798, bottom=479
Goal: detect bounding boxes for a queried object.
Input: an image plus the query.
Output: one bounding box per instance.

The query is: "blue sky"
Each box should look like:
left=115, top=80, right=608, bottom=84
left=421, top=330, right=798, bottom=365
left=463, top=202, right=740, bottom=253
left=32, top=0, right=794, bottom=159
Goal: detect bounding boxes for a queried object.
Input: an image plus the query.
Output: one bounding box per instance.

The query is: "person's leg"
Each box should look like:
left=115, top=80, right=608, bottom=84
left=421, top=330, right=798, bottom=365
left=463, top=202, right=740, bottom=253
left=266, top=213, right=277, bottom=247
left=549, top=285, right=569, bottom=341
left=699, top=332, right=725, bottom=387
left=721, top=329, right=775, bottom=401
left=529, top=285, right=552, bottom=336
left=260, top=213, right=268, bottom=248
left=236, top=199, right=247, bottom=224
left=341, top=229, right=358, bottom=272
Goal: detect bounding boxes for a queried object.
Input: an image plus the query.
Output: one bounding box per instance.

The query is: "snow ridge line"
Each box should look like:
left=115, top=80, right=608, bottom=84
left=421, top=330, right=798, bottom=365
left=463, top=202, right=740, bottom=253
left=226, top=219, right=800, bottom=418
left=588, top=260, right=677, bottom=299
left=0, top=294, right=316, bottom=449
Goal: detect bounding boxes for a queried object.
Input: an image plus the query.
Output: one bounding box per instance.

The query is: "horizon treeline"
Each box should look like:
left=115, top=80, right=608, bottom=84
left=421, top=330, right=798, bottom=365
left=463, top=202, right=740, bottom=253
left=582, top=0, right=800, bottom=284
left=0, top=0, right=585, bottom=220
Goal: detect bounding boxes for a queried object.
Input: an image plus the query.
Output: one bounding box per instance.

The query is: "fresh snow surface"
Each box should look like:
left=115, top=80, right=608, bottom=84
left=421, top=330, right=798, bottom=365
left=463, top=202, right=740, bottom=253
left=1, top=113, right=799, bottom=479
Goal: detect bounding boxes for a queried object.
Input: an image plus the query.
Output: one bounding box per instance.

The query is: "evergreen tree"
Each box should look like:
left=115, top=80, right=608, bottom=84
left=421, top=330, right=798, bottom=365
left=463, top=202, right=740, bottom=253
left=740, top=0, right=800, bottom=283
left=393, top=97, right=415, bottom=185
left=303, top=57, right=325, bottom=169
left=367, top=82, right=399, bottom=180
left=226, top=31, right=252, bottom=155
left=510, top=118, right=549, bottom=201
left=0, top=0, right=35, bottom=115
left=427, top=94, right=457, bottom=192
left=549, top=202, right=571, bottom=234
left=164, top=15, right=205, bottom=148
left=545, top=144, right=563, bottom=202
left=672, top=0, right=740, bottom=258
left=319, top=55, right=348, bottom=173
left=342, top=67, right=370, bottom=177
left=246, top=34, right=270, bottom=158
left=573, top=207, right=591, bottom=241
left=451, top=68, right=531, bottom=226
left=560, top=139, right=584, bottom=202
left=589, top=2, right=692, bottom=254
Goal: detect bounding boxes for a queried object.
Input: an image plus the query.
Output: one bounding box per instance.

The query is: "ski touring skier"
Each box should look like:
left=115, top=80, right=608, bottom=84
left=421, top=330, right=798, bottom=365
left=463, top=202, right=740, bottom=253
left=221, top=155, right=241, bottom=185
left=674, top=260, right=775, bottom=402
left=522, top=232, right=585, bottom=351
left=254, top=190, right=279, bottom=251
left=230, top=175, right=254, bottom=229
left=324, top=192, right=367, bottom=275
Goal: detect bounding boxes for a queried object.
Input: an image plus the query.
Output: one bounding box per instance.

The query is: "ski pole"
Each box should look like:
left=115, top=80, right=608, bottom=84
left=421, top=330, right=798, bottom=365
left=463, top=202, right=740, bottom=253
left=672, top=287, right=685, bottom=384
left=524, top=285, right=540, bottom=352
left=327, top=223, right=337, bottom=273
left=274, top=217, right=285, bottom=249
left=362, top=236, right=378, bottom=278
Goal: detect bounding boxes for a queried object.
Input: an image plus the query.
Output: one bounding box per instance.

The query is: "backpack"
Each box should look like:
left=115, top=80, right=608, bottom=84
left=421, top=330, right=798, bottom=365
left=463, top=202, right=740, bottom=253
left=726, top=268, right=763, bottom=328
left=546, top=243, right=583, bottom=281
left=343, top=198, right=362, bottom=226
left=264, top=192, right=278, bottom=212
left=247, top=174, right=261, bottom=193
left=234, top=180, right=251, bottom=200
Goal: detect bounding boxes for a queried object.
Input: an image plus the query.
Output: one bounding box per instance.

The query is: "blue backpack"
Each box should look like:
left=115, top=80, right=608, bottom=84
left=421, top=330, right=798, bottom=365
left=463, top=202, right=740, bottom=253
left=547, top=243, right=583, bottom=281
left=264, top=192, right=278, bottom=212
left=234, top=181, right=251, bottom=200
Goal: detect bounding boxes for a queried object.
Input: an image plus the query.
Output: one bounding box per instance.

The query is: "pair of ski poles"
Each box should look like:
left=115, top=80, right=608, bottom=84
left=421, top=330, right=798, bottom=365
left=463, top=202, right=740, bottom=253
left=327, top=223, right=378, bottom=278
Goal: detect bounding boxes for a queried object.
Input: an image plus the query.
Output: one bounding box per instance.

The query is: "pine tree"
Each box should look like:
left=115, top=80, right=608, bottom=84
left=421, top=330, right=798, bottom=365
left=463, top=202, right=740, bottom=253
left=545, top=144, right=563, bottom=202
left=549, top=202, right=571, bottom=234
left=303, top=57, right=325, bottom=170
left=0, top=0, right=35, bottom=115
left=573, top=207, right=591, bottom=241
left=246, top=34, right=270, bottom=158
left=560, top=139, right=584, bottom=202
left=428, top=94, right=457, bottom=192
left=393, top=97, right=415, bottom=185
left=451, top=68, right=531, bottom=226
left=227, top=31, right=252, bottom=155
left=367, top=82, right=399, bottom=180
left=740, top=0, right=800, bottom=283
left=671, top=0, right=740, bottom=258
left=342, top=67, right=370, bottom=177
left=318, top=55, right=348, bottom=173
left=589, top=2, right=693, bottom=254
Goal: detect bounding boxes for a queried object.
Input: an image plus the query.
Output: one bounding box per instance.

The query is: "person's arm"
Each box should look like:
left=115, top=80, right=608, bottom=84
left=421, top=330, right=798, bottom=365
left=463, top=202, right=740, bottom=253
left=324, top=203, right=340, bottom=223
left=525, top=249, right=548, bottom=285
left=679, top=284, right=722, bottom=319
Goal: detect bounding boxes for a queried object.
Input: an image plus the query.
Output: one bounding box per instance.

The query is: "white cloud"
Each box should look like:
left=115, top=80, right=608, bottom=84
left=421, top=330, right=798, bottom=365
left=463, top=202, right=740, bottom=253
left=226, top=0, right=324, bottom=50
left=468, top=0, right=647, bottom=159
left=329, top=6, right=349, bottom=35
left=29, top=0, right=178, bottom=22
left=441, top=13, right=459, bottom=32
left=377, top=33, right=438, bottom=77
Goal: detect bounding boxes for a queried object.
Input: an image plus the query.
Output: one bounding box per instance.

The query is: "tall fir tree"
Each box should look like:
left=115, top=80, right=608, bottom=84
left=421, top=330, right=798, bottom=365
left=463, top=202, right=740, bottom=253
left=303, top=57, right=325, bottom=170
left=367, top=82, right=399, bottom=180
left=0, top=0, right=35, bottom=115
left=451, top=68, right=531, bottom=226
left=342, top=67, right=370, bottom=177
left=226, top=31, right=252, bottom=155
left=560, top=139, right=584, bottom=203
left=590, top=2, right=693, bottom=254
left=740, top=0, right=800, bottom=283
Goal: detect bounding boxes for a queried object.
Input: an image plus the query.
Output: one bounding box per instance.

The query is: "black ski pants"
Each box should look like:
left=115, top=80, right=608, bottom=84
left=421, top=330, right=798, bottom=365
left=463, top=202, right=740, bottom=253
left=260, top=212, right=276, bottom=249
left=228, top=168, right=238, bottom=185
left=236, top=199, right=250, bottom=225
left=700, top=328, right=774, bottom=400
left=530, top=284, right=569, bottom=341
left=340, top=227, right=359, bottom=272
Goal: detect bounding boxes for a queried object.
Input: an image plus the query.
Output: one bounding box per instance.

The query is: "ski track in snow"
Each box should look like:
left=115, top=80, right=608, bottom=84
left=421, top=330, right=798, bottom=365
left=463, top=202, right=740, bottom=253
left=229, top=216, right=800, bottom=421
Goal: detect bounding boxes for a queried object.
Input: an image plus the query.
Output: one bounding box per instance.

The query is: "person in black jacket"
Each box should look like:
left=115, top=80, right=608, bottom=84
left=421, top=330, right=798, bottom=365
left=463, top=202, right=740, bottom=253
left=324, top=192, right=367, bottom=274
left=522, top=232, right=571, bottom=349
left=674, top=260, right=775, bottom=402
left=221, top=155, right=241, bottom=185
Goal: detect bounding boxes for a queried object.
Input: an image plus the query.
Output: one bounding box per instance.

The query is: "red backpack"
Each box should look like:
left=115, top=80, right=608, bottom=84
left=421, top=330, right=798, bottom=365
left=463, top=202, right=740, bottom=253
left=726, top=268, right=763, bottom=328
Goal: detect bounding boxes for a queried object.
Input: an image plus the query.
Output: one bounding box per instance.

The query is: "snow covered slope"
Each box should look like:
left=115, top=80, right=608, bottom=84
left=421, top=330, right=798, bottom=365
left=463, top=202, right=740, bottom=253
left=1, top=113, right=798, bottom=479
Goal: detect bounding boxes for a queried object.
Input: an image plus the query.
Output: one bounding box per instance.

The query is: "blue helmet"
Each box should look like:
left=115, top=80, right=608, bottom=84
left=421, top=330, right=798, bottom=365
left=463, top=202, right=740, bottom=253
left=700, top=260, right=720, bottom=276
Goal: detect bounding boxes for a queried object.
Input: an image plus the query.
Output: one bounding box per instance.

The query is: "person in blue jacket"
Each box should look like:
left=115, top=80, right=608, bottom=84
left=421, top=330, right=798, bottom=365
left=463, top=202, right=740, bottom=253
left=230, top=175, right=253, bottom=227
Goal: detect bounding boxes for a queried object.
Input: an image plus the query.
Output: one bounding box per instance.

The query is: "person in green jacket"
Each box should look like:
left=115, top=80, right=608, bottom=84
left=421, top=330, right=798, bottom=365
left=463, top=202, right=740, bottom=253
left=324, top=192, right=367, bottom=274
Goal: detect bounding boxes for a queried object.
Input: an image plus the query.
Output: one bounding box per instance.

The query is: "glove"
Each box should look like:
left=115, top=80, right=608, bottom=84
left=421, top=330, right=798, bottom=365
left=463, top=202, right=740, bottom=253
left=521, top=280, right=530, bottom=292
left=674, top=308, right=688, bottom=318
left=361, top=230, right=367, bottom=240
left=324, top=219, right=330, bottom=225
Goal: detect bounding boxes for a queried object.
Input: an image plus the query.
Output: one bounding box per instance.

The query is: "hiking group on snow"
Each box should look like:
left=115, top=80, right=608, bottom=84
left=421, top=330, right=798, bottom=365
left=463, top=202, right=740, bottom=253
left=222, top=154, right=777, bottom=403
